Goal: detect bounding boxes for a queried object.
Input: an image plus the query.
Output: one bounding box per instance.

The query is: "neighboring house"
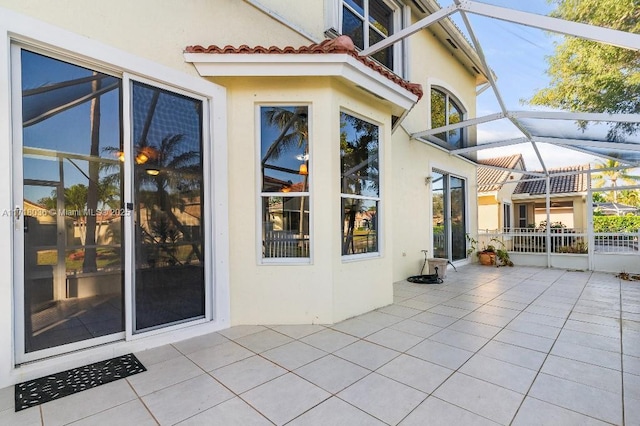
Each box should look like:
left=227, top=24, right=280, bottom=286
left=0, top=0, right=484, bottom=385
left=477, top=154, right=526, bottom=231
left=512, top=165, right=590, bottom=229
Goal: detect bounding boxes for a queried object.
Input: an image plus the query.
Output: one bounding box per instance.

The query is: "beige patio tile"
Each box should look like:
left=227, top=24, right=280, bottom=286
left=288, top=396, right=386, bottom=425
left=242, top=373, right=330, bottom=425
left=512, top=397, right=609, bottom=426
left=433, top=372, right=524, bottom=425
left=377, top=354, right=453, bottom=394
left=142, top=374, right=233, bottom=425
left=176, top=397, right=271, bottom=426
left=294, top=354, right=369, bottom=393
left=300, top=328, right=358, bottom=353
left=528, top=373, right=622, bottom=425
left=399, top=397, right=499, bottom=426
left=338, top=373, right=427, bottom=425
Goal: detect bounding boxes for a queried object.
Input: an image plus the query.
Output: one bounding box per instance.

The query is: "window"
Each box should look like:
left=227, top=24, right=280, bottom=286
left=260, top=106, right=310, bottom=260
left=430, top=88, right=465, bottom=149
left=342, top=0, right=396, bottom=69
left=518, top=204, right=527, bottom=228
left=432, top=170, right=466, bottom=261
left=503, top=203, right=512, bottom=232
left=341, top=112, right=380, bottom=256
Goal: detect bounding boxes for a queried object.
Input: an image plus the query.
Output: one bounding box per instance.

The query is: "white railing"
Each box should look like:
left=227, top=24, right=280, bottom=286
left=263, top=231, right=310, bottom=258
left=476, top=228, right=639, bottom=254
left=594, top=232, right=639, bottom=253
left=477, top=228, right=588, bottom=254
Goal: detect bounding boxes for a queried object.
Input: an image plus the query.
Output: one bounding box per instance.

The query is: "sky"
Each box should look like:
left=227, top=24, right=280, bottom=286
left=436, top=0, right=604, bottom=171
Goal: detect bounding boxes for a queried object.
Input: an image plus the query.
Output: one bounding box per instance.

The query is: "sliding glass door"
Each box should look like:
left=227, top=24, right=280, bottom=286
left=431, top=170, right=467, bottom=262
left=13, top=47, right=208, bottom=361
left=17, top=50, right=125, bottom=358
left=131, top=82, right=205, bottom=332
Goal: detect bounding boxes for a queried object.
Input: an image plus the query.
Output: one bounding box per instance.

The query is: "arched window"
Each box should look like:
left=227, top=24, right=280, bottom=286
left=430, top=88, right=465, bottom=149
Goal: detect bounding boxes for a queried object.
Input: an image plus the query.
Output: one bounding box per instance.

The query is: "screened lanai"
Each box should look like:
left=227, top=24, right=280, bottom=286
left=363, top=0, right=640, bottom=270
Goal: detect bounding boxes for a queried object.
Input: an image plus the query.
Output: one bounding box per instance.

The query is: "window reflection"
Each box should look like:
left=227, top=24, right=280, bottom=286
left=342, top=0, right=394, bottom=69
left=430, top=88, right=465, bottom=149
left=341, top=112, right=380, bottom=256
left=20, top=50, right=124, bottom=353
left=432, top=170, right=467, bottom=261
left=260, top=106, right=310, bottom=259
left=132, top=81, right=205, bottom=331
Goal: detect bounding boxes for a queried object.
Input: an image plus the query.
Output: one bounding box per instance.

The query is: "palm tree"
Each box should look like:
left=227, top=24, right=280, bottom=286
left=135, top=133, right=203, bottom=264
left=592, top=159, right=640, bottom=202
left=340, top=114, right=379, bottom=254
left=261, top=107, right=309, bottom=249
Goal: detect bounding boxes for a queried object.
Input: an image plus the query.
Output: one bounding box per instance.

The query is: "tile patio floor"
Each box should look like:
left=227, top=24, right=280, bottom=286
left=2, top=265, right=639, bottom=425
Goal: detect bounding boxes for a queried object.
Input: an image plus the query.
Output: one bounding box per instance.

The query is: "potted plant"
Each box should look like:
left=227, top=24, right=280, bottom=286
left=466, top=234, right=497, bottom=266
left=466, top=235, right=513, bottom=267
left=478, top=244, right=497, bottom=265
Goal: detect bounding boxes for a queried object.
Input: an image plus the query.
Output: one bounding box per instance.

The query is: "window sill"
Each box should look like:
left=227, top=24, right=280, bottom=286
left=341, top=252, right=380, bottom=262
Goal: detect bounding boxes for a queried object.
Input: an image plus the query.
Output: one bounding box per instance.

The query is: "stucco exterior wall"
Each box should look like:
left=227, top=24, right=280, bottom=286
left=478, top=202, right=499, bottom=231
left=390, top=13, right=478, bottom=281
left=0, top=0, right=310, bottom=75
left=401, top=13, right=477, bottom=143
left=215, top=76, right=393, bottom=325
left=391, top=137, right=478, bottom=281
left=253, top=0, right=327, bottom=40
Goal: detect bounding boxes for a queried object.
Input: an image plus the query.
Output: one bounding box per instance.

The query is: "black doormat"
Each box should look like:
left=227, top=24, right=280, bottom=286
left=15, top=353, right=146, bottom=411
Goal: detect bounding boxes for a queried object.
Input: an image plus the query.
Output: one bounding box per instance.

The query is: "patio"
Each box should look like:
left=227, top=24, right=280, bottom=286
left=1, top=264, right=639, bottom=425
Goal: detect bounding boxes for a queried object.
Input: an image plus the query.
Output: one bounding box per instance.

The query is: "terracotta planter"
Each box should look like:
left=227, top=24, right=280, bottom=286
left=478, top=252, right=496, bottom=266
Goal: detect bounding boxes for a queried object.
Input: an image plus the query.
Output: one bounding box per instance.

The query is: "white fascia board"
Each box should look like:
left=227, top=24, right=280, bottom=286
left=512, top=192, right=586, bottom=200
left=184, top=52, right=419, bottom=112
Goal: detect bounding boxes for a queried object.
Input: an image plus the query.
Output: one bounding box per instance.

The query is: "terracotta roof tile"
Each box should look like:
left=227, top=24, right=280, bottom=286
left=477, top=154, right=524, bottom=192
left=186, top=36, right=423, bottom=100
left=514, top=164, right=589, bottom=195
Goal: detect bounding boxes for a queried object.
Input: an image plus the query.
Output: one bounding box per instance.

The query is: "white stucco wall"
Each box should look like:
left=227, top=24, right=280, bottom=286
left=390, top=13, right=478, bottom=282
left=215, top=76, right=393, bottom=325
left=0, top=0, right=311, bottom=76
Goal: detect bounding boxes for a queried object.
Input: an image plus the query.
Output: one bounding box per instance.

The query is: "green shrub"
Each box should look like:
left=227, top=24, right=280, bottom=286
left=593, top=216, right=640, bottom=232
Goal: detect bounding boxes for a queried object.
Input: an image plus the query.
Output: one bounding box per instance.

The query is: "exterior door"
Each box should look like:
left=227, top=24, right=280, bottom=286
left=130, top=81, right=206, bottom=332
left=431, top=170, right=467, bottom=261
left=14, top=48, right=125, bottom=361
left=13, top=47, right=208, bottom=361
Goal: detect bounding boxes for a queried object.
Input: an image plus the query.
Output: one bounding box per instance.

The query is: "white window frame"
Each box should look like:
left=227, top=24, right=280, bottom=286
left=0, top=7, right=229, bottom=375
left=257, top=104, right=313, bottom=265
left=340, top=109, right=383, bottom=261
left=429, top=86, right=467, bottom=149
left=518, top=204, right=528, bottom=228
left=338, top=0, right=403, bottom=74
left=503, top=201, right=512, bottom=232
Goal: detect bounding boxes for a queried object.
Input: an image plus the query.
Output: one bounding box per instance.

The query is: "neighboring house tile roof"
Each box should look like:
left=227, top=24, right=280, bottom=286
left=514, top=165, right=589, bottom=195
left=185, top=36, right=423, bottom=100
left=477, top=154, right=524, bottom=192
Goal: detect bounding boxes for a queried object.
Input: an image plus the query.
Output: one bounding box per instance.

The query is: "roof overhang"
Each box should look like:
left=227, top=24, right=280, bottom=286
left=512, top=192, right=587, bottom=200
left=410, top=0, right=488, bottom=85
left=184, top=52, right=420, bottom=116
